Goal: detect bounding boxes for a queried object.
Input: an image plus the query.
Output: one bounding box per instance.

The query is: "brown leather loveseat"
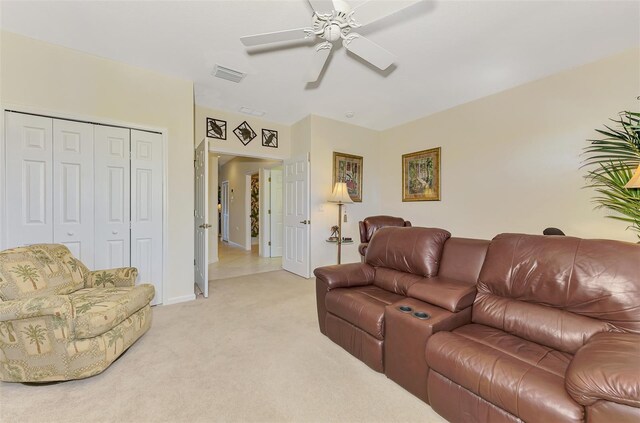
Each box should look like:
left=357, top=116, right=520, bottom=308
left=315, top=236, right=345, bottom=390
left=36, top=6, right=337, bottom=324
left=314, top=228, right=640, bottom=423
left=315, top=226, right=489, bottom=401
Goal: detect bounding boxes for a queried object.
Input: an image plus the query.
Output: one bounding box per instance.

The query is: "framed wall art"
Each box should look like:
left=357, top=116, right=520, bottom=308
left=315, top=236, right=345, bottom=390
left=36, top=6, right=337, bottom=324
left=402, top=147, right=441, bottom=201
left=333, top=151, right=363, bottom=202
left=262, top=129, right=278, bottom=148
left=233, top=121, right=256, bottom=145
left=206, top=117, right=226, bottom=140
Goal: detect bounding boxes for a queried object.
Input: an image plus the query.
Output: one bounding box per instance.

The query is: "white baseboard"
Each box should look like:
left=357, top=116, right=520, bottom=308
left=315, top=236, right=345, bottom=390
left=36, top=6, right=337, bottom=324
left=163, top=294, right=196, bottom=305
left=227, top=240, right=245, bottom=249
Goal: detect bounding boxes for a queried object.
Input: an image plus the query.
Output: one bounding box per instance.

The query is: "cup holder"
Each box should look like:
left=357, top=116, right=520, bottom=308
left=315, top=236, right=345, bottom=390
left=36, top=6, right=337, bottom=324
left=413, top=311, right=430, bottom=320
left=398, top=305, right=413, bottom=313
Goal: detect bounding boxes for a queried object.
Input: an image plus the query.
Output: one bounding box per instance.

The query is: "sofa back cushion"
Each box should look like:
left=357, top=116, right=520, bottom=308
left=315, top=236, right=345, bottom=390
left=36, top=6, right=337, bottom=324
left=474, top=233, right=640, bottom=353
left=438, top=237, right=490, bottom=283
left=366, top=227, right=451, bottom=278
left=0, top=244, right=88, bottom=301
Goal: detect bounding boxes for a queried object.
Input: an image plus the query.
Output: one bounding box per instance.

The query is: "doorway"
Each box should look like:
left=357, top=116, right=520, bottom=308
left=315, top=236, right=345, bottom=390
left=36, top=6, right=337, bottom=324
left=210, top=155, right=283, bottom=280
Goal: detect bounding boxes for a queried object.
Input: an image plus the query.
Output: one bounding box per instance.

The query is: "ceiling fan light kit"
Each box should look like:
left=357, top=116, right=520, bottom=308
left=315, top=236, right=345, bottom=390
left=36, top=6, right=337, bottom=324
left=240, top=0, right=418, bottom=82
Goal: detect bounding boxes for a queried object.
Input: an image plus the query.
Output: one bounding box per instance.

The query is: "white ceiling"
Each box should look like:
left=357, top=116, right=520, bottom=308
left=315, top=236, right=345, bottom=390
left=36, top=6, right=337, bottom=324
left=1, top=1, right=639, bottom=130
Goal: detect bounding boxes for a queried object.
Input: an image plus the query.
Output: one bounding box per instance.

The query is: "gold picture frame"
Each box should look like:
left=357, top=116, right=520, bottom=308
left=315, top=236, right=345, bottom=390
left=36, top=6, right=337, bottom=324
left=333, top=152, right=363, bottom=202
left=402, top=147, right=441, bottom=201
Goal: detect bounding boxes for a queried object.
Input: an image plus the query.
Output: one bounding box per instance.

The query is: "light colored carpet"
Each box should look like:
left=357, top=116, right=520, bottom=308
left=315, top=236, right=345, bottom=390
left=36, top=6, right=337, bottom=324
left=0, top=270, right=446, bottom=423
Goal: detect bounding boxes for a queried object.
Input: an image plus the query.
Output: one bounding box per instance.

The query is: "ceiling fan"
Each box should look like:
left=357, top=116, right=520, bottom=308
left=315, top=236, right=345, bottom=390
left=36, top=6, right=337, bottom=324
left=240, top=0, right=419, bottom=82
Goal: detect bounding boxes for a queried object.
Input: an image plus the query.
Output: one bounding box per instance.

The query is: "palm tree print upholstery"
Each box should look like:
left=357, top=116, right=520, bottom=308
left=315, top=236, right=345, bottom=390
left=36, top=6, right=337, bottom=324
left=85, top=267, right=138, bottom=288
left=0, top=244, right=154, bottom=382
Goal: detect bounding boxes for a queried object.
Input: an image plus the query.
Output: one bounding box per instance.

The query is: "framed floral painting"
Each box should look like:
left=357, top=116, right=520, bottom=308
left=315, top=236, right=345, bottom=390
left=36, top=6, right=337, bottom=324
left=333, top=152, right=363, bottom=202
left=402, top=147, right=441, bottom=201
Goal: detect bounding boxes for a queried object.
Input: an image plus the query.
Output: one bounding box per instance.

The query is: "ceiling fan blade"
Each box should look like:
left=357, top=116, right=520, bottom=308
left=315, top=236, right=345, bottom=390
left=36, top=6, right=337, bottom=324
left=352, top=0, right=420, bottom=27
left=343, top=34, right=395, bottom=70
left=305, top=42, right=333, bottom=82
left=240, top=28, right=314, bottom=47
left=308, top=0, right=335, bottom=13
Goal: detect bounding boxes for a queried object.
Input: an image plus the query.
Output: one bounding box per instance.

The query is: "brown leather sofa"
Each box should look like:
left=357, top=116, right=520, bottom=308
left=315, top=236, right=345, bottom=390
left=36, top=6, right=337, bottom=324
left=426, top=233, right=640, bottom=423
left=314, top=228, right=640, bottom=423
left=358, top=215, right=412, bottom=258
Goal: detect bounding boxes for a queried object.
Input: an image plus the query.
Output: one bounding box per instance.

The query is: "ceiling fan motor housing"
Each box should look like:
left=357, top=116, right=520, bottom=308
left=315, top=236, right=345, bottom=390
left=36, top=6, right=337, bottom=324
left=313, top=10, right=353, bottom=42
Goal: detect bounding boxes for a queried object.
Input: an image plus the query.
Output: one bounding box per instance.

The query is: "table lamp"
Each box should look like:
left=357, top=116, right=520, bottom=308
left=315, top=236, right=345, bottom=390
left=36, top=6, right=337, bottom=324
left=328, top=181, right=353, bottom=264
left=624, top=164, right=640, bottom=188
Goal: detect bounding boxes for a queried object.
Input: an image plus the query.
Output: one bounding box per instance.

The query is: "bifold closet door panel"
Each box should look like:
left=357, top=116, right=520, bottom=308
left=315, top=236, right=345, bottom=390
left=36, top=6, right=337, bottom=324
left=52, top=119, right=95, bottom=267
left=131, top=129, right=163, bottom=303
left=94, top=125, right=131, bottom=270
left=5, top=112, right=54, bottom=247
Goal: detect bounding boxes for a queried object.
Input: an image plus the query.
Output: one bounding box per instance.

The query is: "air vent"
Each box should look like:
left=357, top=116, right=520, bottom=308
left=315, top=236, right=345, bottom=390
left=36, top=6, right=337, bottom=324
left=239, top=106, right=265, bottom=117
left=212, top=65, right=246, bottom=83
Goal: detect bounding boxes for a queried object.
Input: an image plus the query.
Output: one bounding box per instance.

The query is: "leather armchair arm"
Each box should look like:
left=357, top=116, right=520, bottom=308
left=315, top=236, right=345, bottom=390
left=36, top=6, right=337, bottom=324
left=0, top=295, right=74, bottom=335
left=566, top=332, right=640, bottom=408
left=313, top=263, right=375, bottom=290
left=85, top=267, right=138, bottom=288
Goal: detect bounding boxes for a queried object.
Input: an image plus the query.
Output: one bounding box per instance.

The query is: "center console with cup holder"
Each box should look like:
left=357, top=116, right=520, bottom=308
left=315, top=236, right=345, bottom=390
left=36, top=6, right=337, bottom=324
left=385, top=298, right=473, bottom=403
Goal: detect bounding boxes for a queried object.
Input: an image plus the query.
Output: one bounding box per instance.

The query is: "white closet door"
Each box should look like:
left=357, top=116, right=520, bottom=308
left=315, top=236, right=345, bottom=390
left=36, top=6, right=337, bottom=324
left=131, top=129, right=163, bottom=304
left=52, top=120, right=94, bottom=266
left=5, top=112, right=54, bottom=247
left=94, top=125, right=131, bottom=270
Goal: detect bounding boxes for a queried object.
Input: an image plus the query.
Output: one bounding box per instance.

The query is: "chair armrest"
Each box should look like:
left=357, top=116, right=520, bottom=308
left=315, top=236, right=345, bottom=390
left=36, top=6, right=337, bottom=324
left=407, top=276, right=476, bottom=312
left=0, top=295, right=73, bottom=323
left=85, top=267, right=138, bottom=288
left=313, top=263, right=375, bottom=290
left=566, top=332, right=640, bottom=408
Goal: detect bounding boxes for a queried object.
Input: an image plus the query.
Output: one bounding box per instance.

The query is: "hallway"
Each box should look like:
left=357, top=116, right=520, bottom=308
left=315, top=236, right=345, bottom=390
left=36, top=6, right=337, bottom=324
left=208, top=240, right=282, bottom=281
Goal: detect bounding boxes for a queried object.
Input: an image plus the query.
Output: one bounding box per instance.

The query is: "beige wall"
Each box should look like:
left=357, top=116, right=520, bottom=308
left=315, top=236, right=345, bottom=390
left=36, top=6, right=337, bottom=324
left=195, top=105, right=291, bottom=159
left=379, top=48, right=640, bottom=243
left=0, top=31, right=196, bottom=304
left=219, top=157, right=281, bottom=250
left=309, top=115, right=382, bottom=267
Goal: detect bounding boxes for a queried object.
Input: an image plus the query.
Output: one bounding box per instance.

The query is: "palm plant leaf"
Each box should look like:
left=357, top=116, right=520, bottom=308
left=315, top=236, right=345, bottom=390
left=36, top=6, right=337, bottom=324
left=583, top=111, right=640, bottom=239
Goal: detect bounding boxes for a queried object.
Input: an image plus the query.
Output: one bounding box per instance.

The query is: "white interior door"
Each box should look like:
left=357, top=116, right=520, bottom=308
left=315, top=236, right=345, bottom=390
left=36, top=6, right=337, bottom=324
left=270, top=168, right=283, bottom=258
left=5, top=112, right=54, bottom=247
left=52, top=119, right=94, bottom=267
left=94, top=125, right=131, bottom=270
left=282, top=155, right=310, bottom=278
left=194, top=139, right=209, bottom=298
left=131, top=129, right=163, bottom=304
left=221, top=181, right=229, bottom=242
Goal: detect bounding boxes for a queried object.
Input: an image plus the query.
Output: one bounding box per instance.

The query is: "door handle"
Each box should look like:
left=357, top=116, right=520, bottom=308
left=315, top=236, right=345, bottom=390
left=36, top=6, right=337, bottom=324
left=199, top=223, right=212, bottom=229
left=67, top=232, right=74, bottom=236
left=112, top=230, right=118, bottom=235
left=299, top=220, right=309, bottom=225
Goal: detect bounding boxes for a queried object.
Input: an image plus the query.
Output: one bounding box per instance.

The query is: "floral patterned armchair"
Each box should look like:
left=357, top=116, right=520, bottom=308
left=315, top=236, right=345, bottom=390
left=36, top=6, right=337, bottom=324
left=0, top=244, right=154, bottom=382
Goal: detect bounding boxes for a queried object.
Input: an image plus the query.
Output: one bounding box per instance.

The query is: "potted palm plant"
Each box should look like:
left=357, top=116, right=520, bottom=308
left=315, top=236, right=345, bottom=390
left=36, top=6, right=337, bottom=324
left=583, top=111, right=640, bottom=240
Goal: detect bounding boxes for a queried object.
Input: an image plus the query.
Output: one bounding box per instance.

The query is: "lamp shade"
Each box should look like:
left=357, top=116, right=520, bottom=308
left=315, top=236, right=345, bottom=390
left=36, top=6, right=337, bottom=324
left=329, top=182, right=353, bottom=204
left=625, top=164, right=640, bottom=189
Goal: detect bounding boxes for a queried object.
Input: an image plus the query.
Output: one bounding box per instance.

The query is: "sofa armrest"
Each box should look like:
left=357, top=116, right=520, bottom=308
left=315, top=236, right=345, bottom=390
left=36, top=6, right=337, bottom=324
left=313, top=263, right=375, bottom=290
left=566, top=332, right=640, bottom=408
left=0, top=295, right=74, bottom=322
left=406, top=276, right=476, bottom=312
left=85, top=267, right=138, bottom=288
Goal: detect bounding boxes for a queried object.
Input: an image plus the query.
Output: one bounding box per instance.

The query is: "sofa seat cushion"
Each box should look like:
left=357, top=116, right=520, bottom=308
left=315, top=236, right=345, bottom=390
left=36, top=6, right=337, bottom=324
left=325, top=286, right=404, bottom=340
left=426, top=324, right=583, bottom=423
left=70, top=284, right=155, bottom=339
